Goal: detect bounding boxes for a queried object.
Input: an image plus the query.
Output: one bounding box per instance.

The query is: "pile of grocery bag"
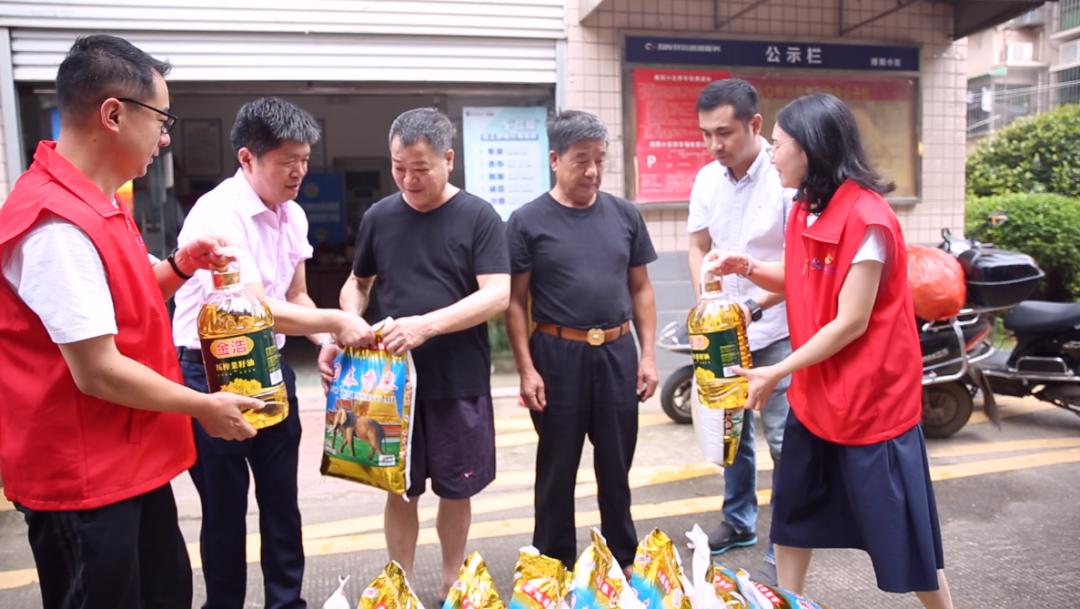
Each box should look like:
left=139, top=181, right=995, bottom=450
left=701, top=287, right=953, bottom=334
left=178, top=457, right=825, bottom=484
left=324, top=526, right=827, bottom=609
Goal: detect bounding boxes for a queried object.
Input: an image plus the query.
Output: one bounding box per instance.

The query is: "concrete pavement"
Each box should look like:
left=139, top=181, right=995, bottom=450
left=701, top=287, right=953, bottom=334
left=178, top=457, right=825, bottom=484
left=2, top=368, right=1080, bottom=608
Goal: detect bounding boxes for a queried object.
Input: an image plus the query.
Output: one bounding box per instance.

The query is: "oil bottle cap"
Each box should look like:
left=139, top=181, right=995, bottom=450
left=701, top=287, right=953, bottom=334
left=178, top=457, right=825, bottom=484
left=212, top=269, right=240, bottom=289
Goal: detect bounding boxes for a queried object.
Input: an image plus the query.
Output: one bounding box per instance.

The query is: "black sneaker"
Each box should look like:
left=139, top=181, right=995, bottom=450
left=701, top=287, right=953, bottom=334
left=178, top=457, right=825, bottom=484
left=707, top=521, right=757, bottom=554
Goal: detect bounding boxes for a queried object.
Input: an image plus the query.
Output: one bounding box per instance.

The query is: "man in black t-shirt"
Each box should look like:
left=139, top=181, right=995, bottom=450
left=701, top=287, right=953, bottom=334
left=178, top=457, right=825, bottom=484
left=506, top=110, right=658, bottom=572
left=337, top=108, right=510, bottom=599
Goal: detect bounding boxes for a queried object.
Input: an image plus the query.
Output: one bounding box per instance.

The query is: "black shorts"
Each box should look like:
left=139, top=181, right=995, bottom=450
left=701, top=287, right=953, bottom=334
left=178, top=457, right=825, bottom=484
left=407, top=395, right=496, bottom=499
left=770, top=412, right=945, bottom=593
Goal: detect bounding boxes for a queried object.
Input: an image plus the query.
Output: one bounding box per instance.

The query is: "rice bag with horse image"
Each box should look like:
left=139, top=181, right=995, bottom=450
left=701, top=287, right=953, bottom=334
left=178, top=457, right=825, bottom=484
left=321, top=342, right=416, bottom=495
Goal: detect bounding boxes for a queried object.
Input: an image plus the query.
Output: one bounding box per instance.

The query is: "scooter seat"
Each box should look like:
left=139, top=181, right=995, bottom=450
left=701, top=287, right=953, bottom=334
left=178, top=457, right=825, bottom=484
left=1004, top=300, right=1080, bottom=334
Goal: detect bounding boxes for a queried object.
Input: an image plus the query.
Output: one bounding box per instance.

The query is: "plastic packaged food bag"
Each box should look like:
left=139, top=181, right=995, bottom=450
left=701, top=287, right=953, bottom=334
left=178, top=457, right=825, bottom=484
left=629, top=529, right=693, bottom=609
left=908, top=245, right=966, bottom=321
left=443, top=551, right=505, bottom=609
left=358, top=561, right=424, bottom=609
left=320, top=342, right=416, bottom=495
left=509, top=547, right=572, bottom=609
left=569, top=529, right=645, bottom=609
left=728, top=567, right=828, bottom=609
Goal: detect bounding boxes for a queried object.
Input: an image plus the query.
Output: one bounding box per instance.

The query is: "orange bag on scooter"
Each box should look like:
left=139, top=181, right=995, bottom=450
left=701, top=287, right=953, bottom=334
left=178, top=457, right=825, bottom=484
left=907, top=245, right=966, bottom=321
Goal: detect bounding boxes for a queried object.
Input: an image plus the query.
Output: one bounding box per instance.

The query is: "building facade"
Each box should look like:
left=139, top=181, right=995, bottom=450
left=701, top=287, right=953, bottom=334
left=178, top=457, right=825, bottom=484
left=0, top=0, right=1038, bottom=374
left=966, top=3, right=1080, bottom=142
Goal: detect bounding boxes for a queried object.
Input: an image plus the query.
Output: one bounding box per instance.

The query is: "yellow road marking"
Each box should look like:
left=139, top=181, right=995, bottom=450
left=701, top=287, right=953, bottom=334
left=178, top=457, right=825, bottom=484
left=931, top=447, right=1080, bottom=481
left=930, top=437, right=1080, bottom=459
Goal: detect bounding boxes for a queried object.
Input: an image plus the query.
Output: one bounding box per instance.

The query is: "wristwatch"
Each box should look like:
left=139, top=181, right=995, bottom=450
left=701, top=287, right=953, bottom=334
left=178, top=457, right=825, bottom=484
left=743, top=299, right=763, bottom=322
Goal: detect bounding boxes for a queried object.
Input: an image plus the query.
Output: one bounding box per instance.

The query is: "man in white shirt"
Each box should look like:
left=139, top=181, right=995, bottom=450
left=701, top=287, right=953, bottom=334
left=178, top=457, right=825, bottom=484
left=172, top=97, right=373, bottom=609
left=687, top=79, right=793, bottom=585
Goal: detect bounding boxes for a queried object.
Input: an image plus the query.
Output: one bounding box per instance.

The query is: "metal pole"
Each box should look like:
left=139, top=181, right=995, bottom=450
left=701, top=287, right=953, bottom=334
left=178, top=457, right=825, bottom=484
left=0, top=28, right=25, bottom=197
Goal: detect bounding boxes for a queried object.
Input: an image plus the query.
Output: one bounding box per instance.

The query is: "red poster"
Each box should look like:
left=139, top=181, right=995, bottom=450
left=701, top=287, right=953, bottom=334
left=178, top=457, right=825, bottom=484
left=633, top=67, right=729, bottom=204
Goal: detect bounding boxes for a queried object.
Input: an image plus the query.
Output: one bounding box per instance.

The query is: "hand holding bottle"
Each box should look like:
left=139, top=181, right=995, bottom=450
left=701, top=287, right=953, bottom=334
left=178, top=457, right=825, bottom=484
left=175, top=236, right=238, bottom=274
left=196, top=392, right=264, bottom=440
left=703, top=250, right=754, bottom=278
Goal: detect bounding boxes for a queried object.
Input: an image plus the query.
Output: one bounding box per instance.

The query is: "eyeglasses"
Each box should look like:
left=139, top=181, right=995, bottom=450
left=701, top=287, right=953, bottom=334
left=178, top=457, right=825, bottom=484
left=766, top=138, right=795, bottom=160
left=117, top=97, right=178, bottom=135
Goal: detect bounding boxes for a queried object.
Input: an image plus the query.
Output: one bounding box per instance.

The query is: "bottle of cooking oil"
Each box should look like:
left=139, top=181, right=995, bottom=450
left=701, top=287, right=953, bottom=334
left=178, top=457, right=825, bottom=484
left=197, top=267, right=287, bottom=429
left=687, top=278, right=753, bottom=465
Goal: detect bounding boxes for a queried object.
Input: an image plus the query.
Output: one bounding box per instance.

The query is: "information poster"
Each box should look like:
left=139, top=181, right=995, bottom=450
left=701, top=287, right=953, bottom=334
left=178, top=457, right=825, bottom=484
left=633, top=68, right=729, bottom=203
left=463, top=106, right=551, bottom=220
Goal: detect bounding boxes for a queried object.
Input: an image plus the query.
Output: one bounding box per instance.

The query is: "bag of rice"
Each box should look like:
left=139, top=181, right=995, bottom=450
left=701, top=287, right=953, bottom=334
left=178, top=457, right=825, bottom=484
left=320, top=338, right=416, bottom=495
left=443, top=551, right=505, bottom=609
left=358, top=561, right=424, bottom=609
left=629, top=529, right=693, bottom=609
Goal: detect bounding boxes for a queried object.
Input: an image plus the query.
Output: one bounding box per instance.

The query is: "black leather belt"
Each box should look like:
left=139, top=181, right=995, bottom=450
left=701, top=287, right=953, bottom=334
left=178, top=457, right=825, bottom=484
left=177, top=347, right=203, bottom=364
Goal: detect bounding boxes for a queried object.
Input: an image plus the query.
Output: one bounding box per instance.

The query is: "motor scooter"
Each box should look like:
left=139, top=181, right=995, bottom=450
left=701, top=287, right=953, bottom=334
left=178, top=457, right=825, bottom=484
left=938, top=223, right=1080, bottom=423
left=657, top=321, right=694, bottom=424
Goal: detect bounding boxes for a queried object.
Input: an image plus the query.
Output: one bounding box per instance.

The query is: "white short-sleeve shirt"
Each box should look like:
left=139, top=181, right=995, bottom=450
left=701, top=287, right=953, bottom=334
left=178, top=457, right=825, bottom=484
left=687, top=138, right=796, bottom=351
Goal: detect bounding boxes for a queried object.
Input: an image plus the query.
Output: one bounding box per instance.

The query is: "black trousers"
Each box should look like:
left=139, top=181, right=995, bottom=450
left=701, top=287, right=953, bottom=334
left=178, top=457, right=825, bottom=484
left=19, top=483, right=192, bottom=609
left=179, top=352, right=305, bottom=609
left=529, top=332, right=640, bottom=569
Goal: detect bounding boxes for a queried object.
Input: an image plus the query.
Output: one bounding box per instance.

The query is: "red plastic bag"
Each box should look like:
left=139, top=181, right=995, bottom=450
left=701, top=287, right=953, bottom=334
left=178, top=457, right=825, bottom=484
left=907, top=245, right=966, bottom=321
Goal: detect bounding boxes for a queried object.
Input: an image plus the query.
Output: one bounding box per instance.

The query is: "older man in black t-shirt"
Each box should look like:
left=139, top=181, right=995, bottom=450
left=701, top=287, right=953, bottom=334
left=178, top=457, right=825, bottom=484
left=506, top=110, right=659, bottom=572
left=338, top=108, right=510, bottom=600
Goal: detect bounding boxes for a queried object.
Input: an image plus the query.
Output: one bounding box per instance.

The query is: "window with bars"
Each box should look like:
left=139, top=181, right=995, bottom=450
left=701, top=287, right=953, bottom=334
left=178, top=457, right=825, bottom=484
left=1061, top=0, right=1080, bottom=31
left=1057, top=67, right=1080, bottom=106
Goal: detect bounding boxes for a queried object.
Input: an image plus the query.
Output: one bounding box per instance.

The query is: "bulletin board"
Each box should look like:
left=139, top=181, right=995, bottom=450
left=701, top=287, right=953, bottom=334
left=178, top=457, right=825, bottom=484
left=624, top=36, right=920, bottom=205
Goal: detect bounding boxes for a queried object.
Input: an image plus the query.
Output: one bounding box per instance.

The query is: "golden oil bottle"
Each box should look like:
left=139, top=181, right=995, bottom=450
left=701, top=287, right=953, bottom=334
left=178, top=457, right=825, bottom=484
left=687, top=278, right=753, bottom=465
left=197, top=269, right=287, bottom=429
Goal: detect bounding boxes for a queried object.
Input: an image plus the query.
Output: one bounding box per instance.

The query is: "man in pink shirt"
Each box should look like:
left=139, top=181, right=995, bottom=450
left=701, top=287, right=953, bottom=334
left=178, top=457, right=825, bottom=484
left=172, top=97, right=373, bottom=609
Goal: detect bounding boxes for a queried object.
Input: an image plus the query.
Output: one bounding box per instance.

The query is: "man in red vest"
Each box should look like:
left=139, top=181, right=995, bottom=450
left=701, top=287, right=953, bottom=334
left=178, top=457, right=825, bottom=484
left=0, top=35, right=262, bottom=609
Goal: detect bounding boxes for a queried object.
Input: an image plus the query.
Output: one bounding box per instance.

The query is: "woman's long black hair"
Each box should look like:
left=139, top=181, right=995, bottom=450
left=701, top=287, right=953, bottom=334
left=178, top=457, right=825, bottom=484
left=776, top=93, right=893, bottom=214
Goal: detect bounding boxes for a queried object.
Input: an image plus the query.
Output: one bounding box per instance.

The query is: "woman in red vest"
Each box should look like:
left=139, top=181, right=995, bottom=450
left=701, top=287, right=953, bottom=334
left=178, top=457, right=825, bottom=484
left=705, top=93, right=954, bottom=609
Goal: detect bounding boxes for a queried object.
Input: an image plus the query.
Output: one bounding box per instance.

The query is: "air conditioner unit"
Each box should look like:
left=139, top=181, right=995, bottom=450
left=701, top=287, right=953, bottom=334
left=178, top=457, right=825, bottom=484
left=1062, top=40, right=1080, bottom=65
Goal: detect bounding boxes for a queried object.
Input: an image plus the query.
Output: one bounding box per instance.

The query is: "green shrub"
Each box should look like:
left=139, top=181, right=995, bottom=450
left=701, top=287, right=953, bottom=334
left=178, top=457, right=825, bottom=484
left=966, top=193, right=1080, bottom=301
left=966, top=103, right=1080, bottom=198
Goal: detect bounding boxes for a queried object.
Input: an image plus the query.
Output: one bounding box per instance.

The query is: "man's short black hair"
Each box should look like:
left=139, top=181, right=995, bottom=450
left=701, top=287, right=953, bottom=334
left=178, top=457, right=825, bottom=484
left=548, top=110, right=607, bottom=156
left=56, top=35, right=171, bottom=119
left=230, top=97, right=321, bottom=157
left=696, top=79, right=759, bottom=122
left=388, top=108, right=455, bottom=154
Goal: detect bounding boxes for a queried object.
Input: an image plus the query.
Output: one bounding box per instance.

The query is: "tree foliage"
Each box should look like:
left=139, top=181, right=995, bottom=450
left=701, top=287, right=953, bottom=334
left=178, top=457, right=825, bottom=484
left=966, top=103, right=1080, bottom=198
left=966, top=193, right=1080, bottom=301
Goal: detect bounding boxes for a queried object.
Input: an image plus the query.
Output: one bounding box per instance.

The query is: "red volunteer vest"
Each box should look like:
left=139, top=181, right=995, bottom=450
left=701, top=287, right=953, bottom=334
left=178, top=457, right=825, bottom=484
left=784, top=180, right=922, bottom=445
left=0, top=141, right=195, bottom=510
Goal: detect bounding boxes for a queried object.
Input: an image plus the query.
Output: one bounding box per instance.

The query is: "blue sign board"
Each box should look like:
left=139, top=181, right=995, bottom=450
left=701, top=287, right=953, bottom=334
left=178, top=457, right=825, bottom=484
left=625, top=36, right=918, bottom=72
left=295, top=173, right=346, bottom=247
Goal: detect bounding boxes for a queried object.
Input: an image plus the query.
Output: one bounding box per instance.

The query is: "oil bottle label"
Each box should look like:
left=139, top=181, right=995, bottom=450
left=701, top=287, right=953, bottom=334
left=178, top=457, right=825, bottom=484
left=200, top=327, right=283, bottom=396
left=689, top=330, right=744, bottom=379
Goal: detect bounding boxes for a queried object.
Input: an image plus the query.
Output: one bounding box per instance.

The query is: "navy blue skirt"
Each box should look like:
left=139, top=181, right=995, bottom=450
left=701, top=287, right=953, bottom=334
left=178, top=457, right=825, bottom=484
left=770, top=412, right=945, bottom=593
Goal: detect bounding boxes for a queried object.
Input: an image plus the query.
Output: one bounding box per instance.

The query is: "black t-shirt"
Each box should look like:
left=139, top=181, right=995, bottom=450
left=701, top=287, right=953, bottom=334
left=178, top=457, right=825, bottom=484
left=352, top=191, right=509, bottom=399
left=507, top=192, right=657, bottom=328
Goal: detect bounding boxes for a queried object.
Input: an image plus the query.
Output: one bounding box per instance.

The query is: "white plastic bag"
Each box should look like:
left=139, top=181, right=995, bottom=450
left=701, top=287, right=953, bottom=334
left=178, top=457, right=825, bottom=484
left=691, top=379, right=728, bottom=465
left=685, top=525, right=722, bottom=609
